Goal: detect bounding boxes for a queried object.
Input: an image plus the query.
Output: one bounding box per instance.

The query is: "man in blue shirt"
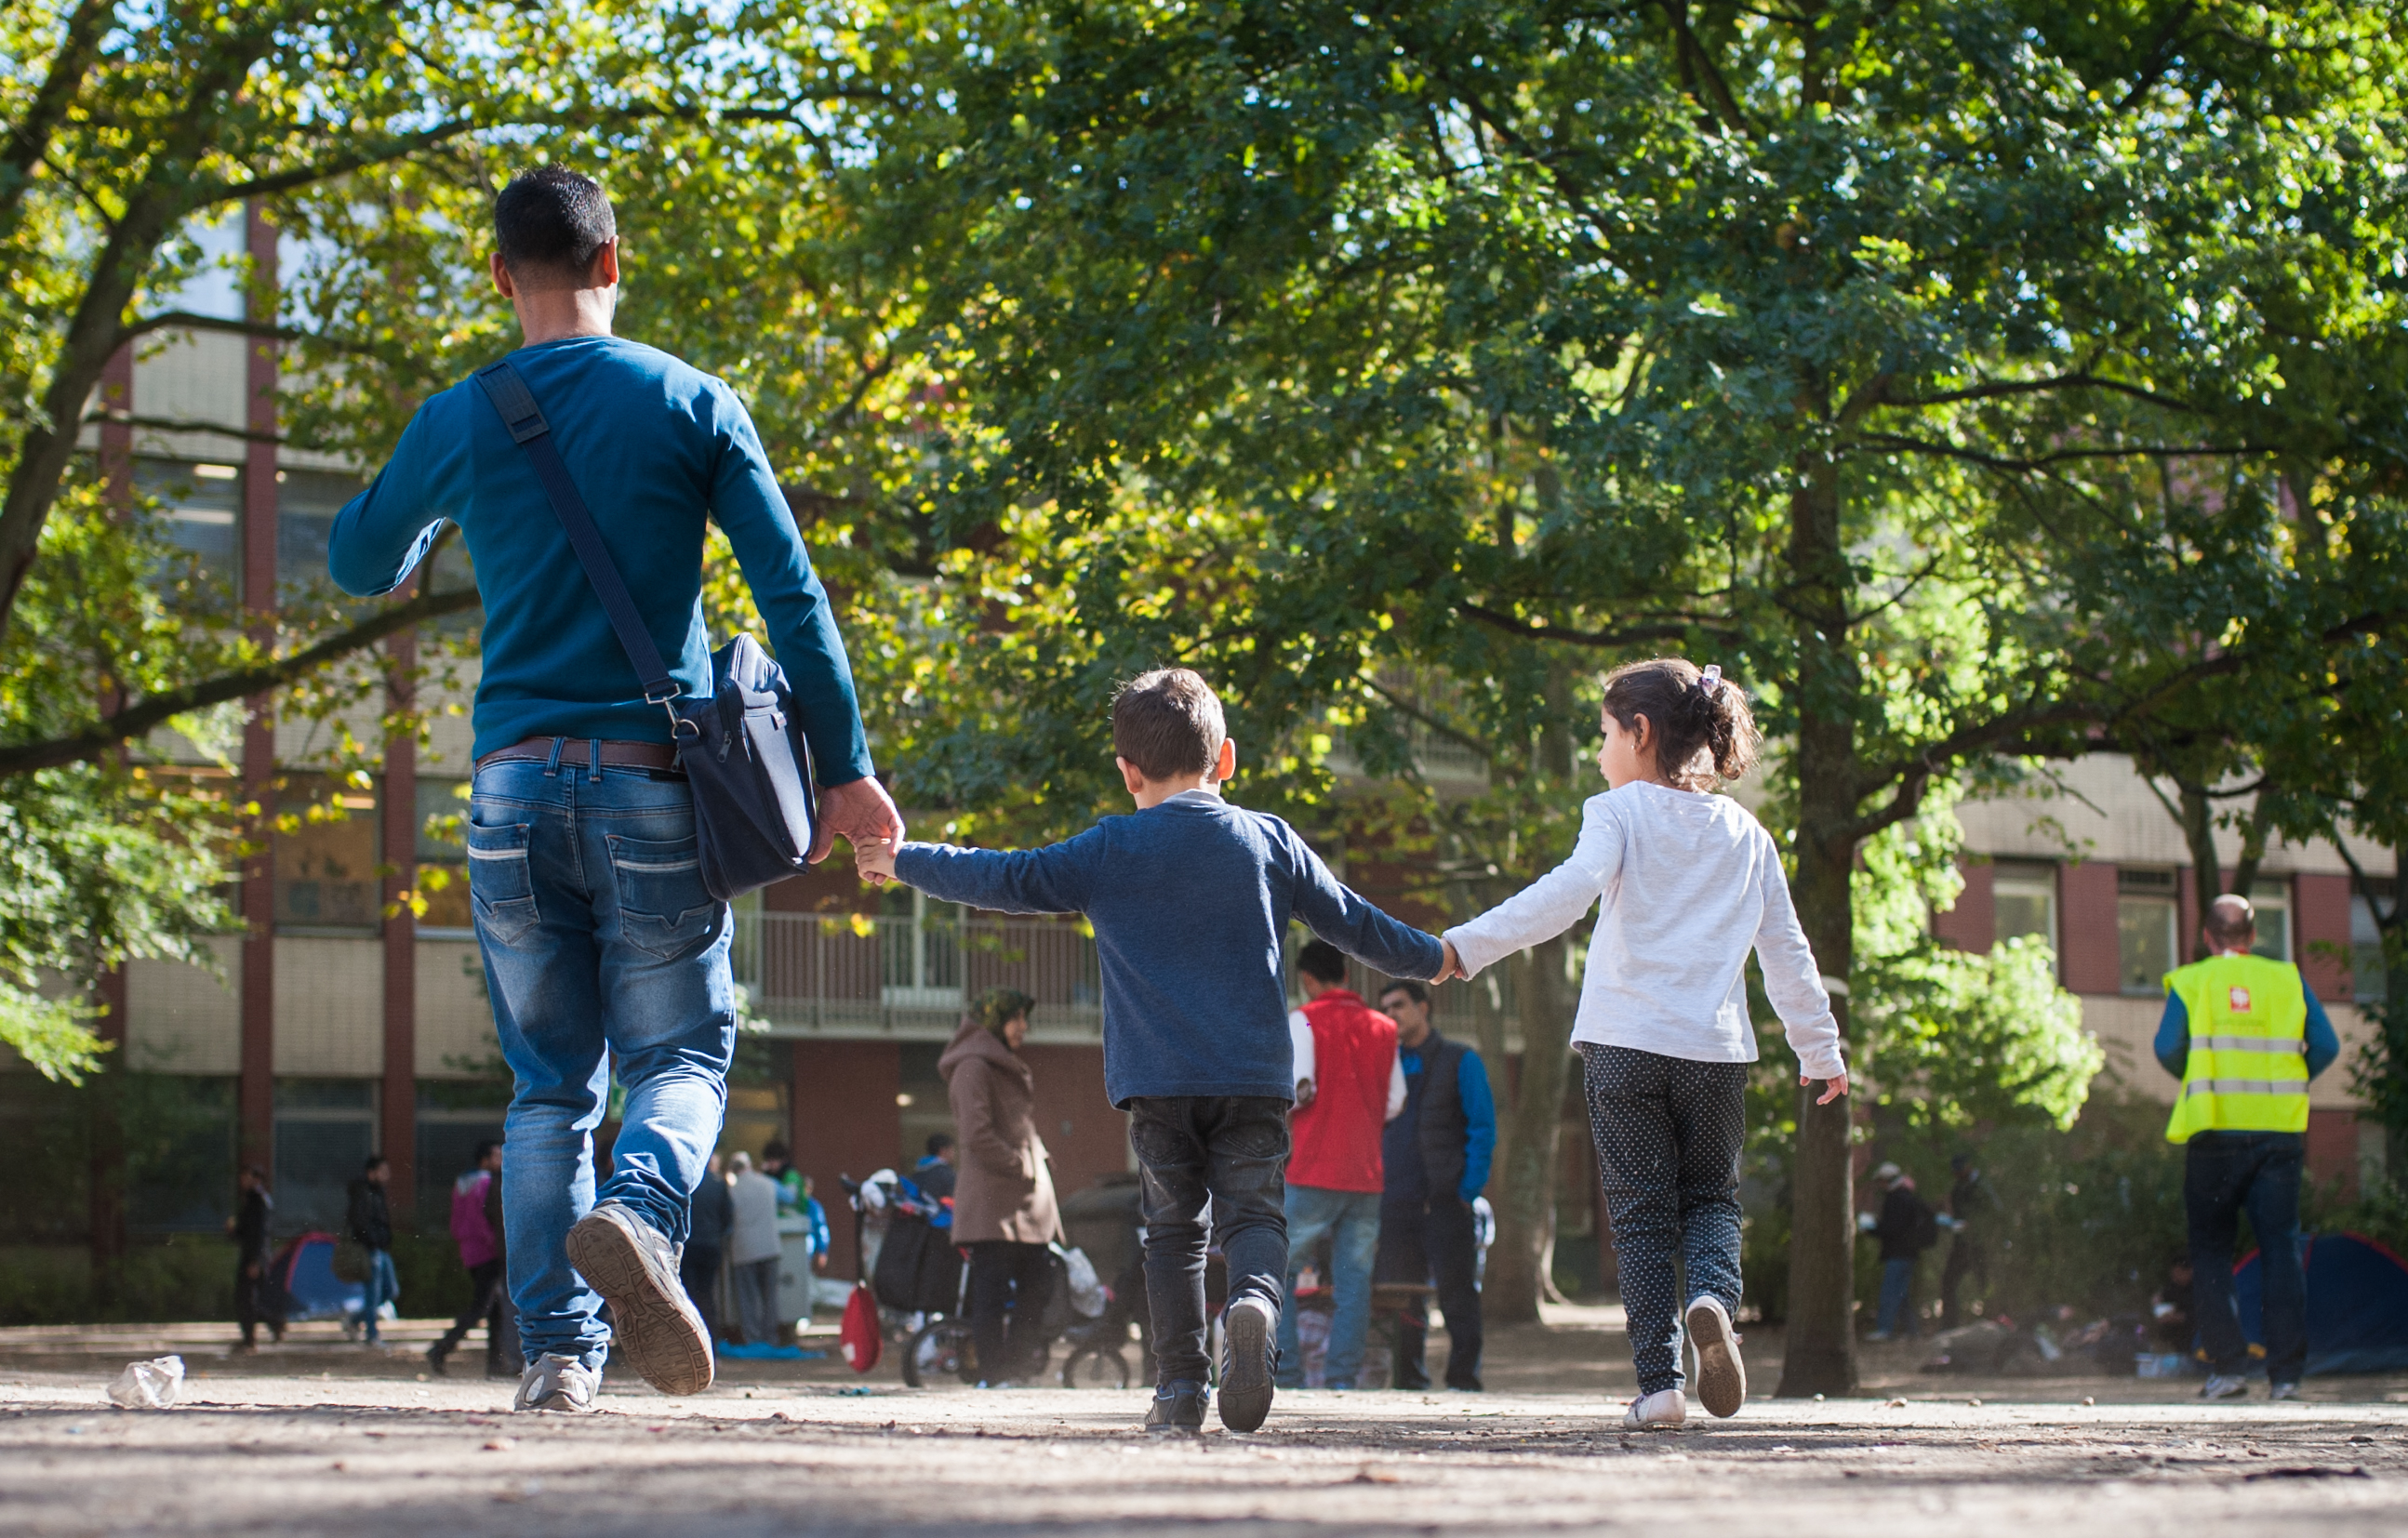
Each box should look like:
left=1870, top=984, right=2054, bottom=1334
left=329, top=166, right=900, bottom=1412
left=1374, top=979, right=1496, bottom=1391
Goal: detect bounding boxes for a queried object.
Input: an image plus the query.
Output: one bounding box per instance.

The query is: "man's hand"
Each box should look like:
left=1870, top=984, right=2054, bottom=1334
left=1294, top=1076, right=1317, bottom=1109
left=1803, top=1071, right=1851, bottom=1106
left=856, top=837, right=899, bottom=884
left=814, top=776, right=904, bottom=875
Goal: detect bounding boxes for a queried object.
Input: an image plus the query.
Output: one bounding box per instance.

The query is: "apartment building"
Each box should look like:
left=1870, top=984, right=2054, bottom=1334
left=8, top=210, right=2393, bottom=1279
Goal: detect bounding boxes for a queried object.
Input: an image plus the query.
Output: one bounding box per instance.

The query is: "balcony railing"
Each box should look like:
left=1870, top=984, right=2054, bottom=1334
left=731, top=908, right=1511, bottom=1042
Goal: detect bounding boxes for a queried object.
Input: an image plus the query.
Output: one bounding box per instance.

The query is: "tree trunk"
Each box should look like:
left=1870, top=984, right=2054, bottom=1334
left=1774, top=440, right=1862, bottom=1399
left=1482, top=932, right=1575, bottom=1324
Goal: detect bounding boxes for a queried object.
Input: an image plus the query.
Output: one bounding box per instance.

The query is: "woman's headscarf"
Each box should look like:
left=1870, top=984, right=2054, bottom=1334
left=974, top=987, right=1037, bottom=1045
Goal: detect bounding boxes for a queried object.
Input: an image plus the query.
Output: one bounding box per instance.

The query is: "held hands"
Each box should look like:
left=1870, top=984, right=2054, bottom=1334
left=855, top=836, right=899, bottom=884
left=1803, top=1071, right=1851, bottom=1106
left=1430, top=937, right=1464, bottom=983
left=813, top=776, right=905, bottom=879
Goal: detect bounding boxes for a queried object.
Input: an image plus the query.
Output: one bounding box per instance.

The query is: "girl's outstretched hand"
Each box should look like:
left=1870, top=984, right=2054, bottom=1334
left=1803, top=1072, right=1850, bottom=1106
left=1432, top=938, right=1463, bottom=982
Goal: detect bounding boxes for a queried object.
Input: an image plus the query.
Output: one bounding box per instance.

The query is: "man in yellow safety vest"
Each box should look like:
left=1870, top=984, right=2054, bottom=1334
left=2156, top=894, right=2341, bottom=1402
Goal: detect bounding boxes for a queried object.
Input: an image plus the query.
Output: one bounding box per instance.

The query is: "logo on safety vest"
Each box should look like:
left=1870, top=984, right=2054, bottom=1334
left=2228, top=987, right=2253, bottom=1013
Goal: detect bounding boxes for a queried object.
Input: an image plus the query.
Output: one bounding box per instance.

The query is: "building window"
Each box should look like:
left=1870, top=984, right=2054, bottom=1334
left=275, top=775, right=381, bottom=934
left=138, top=458, right=242, bottom=598
left=415, top=1081, right=508, bottom=1217
left=2354, top=880, right=2395, bottom=1004
left=414, top=776, right=472, bottom=935
left=273, top=1079, right=379, bottom=1231
left=2117, top=868, right=2179, bottom=995
left=1991, top=861, right=2059, bottom=962
left=276, top=469, right=366, bottom=603
left=2247, top=877, right=2292, bottom=964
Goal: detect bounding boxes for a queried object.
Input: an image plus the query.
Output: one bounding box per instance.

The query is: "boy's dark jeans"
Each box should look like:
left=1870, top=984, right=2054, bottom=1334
left=1127, top=1095, right=1290, bottom=1386
left=2186, top=1130, right=2307, bottom=1384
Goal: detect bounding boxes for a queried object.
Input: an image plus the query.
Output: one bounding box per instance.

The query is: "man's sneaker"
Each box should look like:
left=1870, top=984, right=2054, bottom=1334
left=512, top=1354, right=599, bottom=1413
left=2200, top=1373, right=2250, bottom=1401
left=1145, top=1379, right=1209, bottom=1435
left=1684, top=1295, right=1746, bottom=1418
left=1217, top=1295, right=1277, bottom=1432
left=2268, top=1381, right=2302, bottom=1402
left=565, top=1200, right=714, bottom=1396
left=1623, top=1387, right=1688, bottom=1430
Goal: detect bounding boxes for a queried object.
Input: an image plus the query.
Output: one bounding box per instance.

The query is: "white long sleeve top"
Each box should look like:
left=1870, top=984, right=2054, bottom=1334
left=1443, top=780, right=1845, bottom=1080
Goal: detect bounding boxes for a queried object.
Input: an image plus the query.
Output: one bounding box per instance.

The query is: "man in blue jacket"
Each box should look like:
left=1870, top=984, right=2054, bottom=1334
left=1374, top=979, right=1496, bottom=1391
left=329, top=166, right=899, bottom=1412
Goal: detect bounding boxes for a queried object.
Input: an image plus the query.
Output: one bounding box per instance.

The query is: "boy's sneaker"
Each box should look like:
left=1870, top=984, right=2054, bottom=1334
left=1623, top=1388, right=1688, bottom=1430
left=1146, top=1379, right=1209, bottom=1435
left=2200, top=1373, right=2249, bottom=1401
left=1684, top=1295, right=1746, bottom=1418
left=1217, top=1296, right=1277, bottom=1432
left=565, top=1200, right=714, bottom=1396
left=512, top=1354, right=599, bottom=1413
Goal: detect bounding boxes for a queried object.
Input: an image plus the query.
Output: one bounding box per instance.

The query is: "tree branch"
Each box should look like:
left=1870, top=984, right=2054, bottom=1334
left=1457, top=601, right=1731, bottom=649
left=0, top=586, right=481, bottom=777
left=0, top=0, right=113, bottom=239
left=1652, top=0, right=1752, bottom=138
left=1880, top=371, right=2200, bottom=416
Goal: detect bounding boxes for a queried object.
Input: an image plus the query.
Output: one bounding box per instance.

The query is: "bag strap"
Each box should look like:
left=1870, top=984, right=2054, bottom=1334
left=472, top=360, right=682, bottom=723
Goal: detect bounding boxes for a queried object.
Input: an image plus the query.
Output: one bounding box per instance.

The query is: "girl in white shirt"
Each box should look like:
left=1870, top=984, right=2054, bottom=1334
left=1436, top=658, right=1850, bottom=1429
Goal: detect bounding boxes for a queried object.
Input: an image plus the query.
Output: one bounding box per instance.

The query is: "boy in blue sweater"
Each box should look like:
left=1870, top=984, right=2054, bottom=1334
left=858, top=669, right=1446, bottom=1433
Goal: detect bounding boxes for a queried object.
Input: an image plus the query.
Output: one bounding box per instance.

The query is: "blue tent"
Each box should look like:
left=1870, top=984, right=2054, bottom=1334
left=2231, top=1230, right=2408, bottom=1375
left=269, top=1231, right=366, bottom=1323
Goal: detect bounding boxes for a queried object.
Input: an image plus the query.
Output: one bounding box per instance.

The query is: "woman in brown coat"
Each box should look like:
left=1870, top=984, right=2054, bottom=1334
left=940, top=987, right=1060, bottom=1384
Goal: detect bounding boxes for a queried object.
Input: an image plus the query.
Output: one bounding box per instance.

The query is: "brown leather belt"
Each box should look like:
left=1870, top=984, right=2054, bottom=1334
left=474, top=736, right=682, bottom=774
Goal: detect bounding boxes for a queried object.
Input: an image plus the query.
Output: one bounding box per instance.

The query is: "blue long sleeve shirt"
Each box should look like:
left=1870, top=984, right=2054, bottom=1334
left=2153, top=988, right=2342, bottom=1081
left=891, top=789, right=1445, bottom=1107
left=327, top=335, right=873, bottom=780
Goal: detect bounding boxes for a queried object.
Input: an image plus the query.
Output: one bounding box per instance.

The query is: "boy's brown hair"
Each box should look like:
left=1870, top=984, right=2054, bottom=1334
left=1111, top=668, right=1227, bottom=782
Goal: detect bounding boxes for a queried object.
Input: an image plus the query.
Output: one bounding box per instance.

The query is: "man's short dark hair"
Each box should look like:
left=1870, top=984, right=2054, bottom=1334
left=763, top=1139, right=790, bottom=1164
left=1297, top=939, right=1349, bottom=987
left=926, top=1133, right=956, bottom=1158
left=472, top=1139, right=501, bottom=1166
left=494, top=166, right=616, bottom=289
left=1111, top=668, right=1226, bottom=781
left=365, top=1154, right=388, bottom=1173
left=1378, top=978, right=1429, bottom=1008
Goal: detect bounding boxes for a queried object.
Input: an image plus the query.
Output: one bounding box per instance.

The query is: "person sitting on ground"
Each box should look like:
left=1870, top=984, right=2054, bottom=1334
left=1277, top=940, right=1404, bottom=1392
left=914, top=1134, right=960, bottom=1201
left=858, top=667, right=1448, bottom=1435
left=943, top=987, right=1061, bottom=1386
left=1374, top=977, right=1496, bottom=1392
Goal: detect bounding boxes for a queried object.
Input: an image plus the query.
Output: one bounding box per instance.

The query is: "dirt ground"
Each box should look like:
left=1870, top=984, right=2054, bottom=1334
left=5, top=1309, right=2406, bottom=1536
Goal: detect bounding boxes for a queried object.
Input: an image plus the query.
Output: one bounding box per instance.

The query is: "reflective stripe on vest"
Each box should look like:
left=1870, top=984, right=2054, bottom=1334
left=2162, top=953, right=2310, bottom=1144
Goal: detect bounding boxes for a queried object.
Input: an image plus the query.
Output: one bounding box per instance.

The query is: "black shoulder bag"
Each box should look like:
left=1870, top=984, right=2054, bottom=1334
left=472, top=359, right=818, bottom=901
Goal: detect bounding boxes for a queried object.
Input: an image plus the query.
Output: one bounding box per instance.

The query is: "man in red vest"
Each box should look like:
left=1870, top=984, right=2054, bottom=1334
left=1277, top=940, right=1404, bottom=1389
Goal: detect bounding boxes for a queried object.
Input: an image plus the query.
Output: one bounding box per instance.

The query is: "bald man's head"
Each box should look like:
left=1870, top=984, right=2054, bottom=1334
left=2204, top=894, right=2256, bottom=950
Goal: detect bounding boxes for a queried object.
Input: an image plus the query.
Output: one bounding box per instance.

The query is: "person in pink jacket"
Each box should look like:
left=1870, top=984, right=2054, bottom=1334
left=428, top=1140, right=517, bottom=1376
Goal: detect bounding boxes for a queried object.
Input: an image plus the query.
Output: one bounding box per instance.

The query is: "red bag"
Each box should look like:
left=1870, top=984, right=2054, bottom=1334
left=840, top=1283, right=882, bottom=1373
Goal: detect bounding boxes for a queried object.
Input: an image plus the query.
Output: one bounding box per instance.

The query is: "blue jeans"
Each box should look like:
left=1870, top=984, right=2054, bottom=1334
left=469, top=757, right=737, bottom=1372
left=1277, top=1186, right=1383, bottom=1389
left=2187, top=1131, right=2307, bottom=1384
left=353, top=1248, right=398, bottom=1342
left=1875, top=1257, right=1918, bottom=1337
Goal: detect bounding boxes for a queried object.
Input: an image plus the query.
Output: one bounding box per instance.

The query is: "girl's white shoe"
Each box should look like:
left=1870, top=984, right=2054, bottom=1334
left=1623, top=1388, right=1688, bottom=1430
